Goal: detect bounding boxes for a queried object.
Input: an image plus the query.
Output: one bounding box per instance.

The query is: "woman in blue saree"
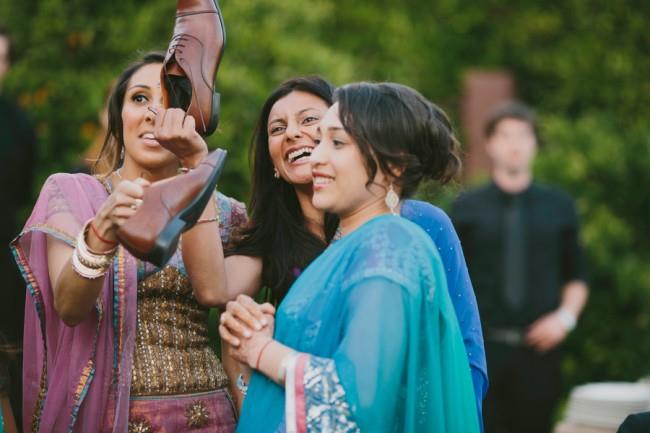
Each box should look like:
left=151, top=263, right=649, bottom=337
left=221, top=82, right=480, bottom=432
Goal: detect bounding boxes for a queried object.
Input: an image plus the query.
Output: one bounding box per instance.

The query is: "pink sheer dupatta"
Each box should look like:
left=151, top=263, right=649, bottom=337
left=11, top=173, right=137, bottom=433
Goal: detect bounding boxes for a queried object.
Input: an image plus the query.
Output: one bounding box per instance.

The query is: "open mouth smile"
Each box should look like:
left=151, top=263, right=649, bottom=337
left=286, top=147, right=313, bottom=164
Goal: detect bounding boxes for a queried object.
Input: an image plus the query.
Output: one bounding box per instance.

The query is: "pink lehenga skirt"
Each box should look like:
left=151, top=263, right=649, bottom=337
left=118, top=389, right=237, bottom=433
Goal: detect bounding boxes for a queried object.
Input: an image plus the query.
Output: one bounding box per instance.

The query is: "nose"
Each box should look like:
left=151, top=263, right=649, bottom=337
left=310, top=141, right=327, bottom=167
left=285, top=120, right=303, bottom=139
left=144, top=107, right=156, bottom=123
left=144, top=100, right=163, bottom=123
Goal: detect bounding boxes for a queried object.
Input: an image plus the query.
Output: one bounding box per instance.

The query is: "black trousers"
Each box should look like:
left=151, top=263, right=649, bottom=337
left=484, top=341, right=562, bottom=433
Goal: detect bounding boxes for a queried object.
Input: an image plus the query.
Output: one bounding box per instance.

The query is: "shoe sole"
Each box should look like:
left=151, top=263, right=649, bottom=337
left=149, top=149, right=227, bottom=267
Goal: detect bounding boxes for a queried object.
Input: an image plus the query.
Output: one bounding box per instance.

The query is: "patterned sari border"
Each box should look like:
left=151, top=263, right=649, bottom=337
left=68, top=292, right=104, bottom=432
left=112, top=248, right=126, bottom=378
left=14, top=223, right=76, bottom=247
left=11, top=224, right=105, bottom=433
left=285, top=353, right=306, bottom=433
left=67, top=361, right=95, bottom=433
left=10, top=234, right=48, bottom=433
left=295, top=355, right=308, bottom=433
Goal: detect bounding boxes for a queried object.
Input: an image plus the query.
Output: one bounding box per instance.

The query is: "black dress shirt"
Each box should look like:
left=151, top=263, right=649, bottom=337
left=0, top=93, right=36, bottom=345
left=451, top=182, right=587, bottom=328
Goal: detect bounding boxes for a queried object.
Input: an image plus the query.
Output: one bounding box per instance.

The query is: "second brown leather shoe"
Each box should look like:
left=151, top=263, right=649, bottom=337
left=116, top=149, right=227, bottom=267
left=162, top=0, right=225, bottom=136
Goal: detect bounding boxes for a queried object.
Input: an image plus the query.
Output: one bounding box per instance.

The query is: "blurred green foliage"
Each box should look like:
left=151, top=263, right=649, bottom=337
left=1, top=0, right=648, bottom=398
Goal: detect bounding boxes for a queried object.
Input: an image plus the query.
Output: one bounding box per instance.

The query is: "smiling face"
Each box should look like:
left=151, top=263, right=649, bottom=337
left=267, top=91, right=329, bottom=185
left=310, top=103, right=387, bottom=217
left=121, top=62, right=177, bottom=172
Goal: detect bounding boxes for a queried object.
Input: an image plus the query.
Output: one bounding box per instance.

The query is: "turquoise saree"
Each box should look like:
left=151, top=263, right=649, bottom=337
left=237, top=215, right=479, bottom=433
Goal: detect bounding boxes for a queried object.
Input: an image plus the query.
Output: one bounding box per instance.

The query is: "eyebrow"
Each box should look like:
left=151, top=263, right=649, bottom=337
left=268, top=107, right=321, bottom=125
left=316, top=125, right=344, bottom=134
left=126, top=84, right=151, bottom=91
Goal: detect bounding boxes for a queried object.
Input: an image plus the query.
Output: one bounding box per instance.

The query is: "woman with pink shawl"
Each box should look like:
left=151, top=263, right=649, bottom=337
left=11, top=52, right=245, bottom=433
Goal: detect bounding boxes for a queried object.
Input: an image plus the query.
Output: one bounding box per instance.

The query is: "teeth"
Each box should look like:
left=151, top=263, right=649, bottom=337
left=142, top=133, right=155, bottom=139
left=288, top=147, right=312, bottom=162
left=313, top=176, right=333, bottom=185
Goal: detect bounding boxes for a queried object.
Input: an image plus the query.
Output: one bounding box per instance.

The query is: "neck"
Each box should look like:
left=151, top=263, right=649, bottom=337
left=114, top=160, right=178, bottom=185
left=339, top=197, right=390, bottom=237
left=294, top=184, right=325, bottom=241
left=492, top=166, right=533, bottom=194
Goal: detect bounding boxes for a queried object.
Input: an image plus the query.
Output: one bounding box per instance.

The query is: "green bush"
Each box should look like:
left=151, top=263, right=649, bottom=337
left=2, top=0, right=648, bottom=398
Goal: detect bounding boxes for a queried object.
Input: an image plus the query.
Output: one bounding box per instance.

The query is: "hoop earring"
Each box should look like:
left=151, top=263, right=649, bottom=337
left=273, top=168, right=280, bottom=179
left=385, top=183, right=399, bottom=215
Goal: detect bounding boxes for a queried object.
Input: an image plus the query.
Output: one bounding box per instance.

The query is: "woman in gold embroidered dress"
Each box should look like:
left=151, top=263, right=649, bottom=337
left=12, top=52, right=245, bottom=433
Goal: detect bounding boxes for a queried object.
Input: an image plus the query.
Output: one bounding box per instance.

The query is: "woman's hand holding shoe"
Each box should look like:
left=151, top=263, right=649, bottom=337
left=151, top=107, right=208, bottom=169
left=89, top=177, right=151, bottom=252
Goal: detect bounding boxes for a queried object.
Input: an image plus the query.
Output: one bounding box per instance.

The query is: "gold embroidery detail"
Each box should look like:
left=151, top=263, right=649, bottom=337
left=131, top=266, right=228, bottom=396
left=185, top=400, right=210, bottom=428
left=128, top=418, right=155, bottom=433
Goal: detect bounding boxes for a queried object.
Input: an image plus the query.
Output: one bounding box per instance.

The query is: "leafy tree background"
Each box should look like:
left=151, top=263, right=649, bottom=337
left=1, top=0, right=649, bottom=412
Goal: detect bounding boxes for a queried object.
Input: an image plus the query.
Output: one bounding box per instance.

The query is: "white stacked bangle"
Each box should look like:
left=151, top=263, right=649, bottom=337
left=71, top=220, right=117, bottom=280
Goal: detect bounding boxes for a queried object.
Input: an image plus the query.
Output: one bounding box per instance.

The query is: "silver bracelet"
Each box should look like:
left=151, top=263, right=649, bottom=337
left=556, top=308, right=577, bottom=332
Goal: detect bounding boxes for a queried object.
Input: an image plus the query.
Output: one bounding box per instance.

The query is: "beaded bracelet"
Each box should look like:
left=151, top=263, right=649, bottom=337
left=89, top=221, right=118, bottom=247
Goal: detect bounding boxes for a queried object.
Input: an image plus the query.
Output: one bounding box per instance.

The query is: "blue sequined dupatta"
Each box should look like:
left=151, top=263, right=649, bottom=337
left=237, top=215, right=479, bottom=433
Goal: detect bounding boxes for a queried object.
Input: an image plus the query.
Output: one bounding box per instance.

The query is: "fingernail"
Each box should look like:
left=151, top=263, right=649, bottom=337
left=244, top=330, right=251, bottom=338
left=233, top=339, right=240, bottom=346
left=261, top=318, right=269, bottom=326
left=254, top=322, right=262, bottom=330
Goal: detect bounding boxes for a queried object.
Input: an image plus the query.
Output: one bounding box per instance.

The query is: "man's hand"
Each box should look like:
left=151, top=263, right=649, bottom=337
left=525, top=311, right=569, bottom=353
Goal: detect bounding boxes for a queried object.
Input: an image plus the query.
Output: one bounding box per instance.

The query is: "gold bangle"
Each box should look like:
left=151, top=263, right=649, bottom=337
left=196, top=216, right=219, bottom=225
left=196, top=196, right=221, bottom=225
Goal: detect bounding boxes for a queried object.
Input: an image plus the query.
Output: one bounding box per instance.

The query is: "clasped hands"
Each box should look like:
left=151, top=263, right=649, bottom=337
left=219, top=294, right=277, bottom=369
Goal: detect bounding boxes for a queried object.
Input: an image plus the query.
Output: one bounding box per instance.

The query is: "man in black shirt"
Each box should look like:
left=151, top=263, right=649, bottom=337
left=452, top=102, right=588, bottom=433
left=0, top=25, right=36, bottom=430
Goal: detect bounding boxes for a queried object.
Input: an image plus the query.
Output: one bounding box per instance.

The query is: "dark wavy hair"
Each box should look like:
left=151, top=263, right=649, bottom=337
left=229, top=76, right=339, bottom=303
left=93, top=51, right=166, bottom=176
left=335, top=82, right=461, bottom=198
left=484, top=100, right=540, bottom=144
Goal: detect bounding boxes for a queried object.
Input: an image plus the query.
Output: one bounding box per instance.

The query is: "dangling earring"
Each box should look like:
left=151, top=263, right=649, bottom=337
left=120, top=147, right=125, bottom=162
left=385, top=183, right=399, bottom=215
left=273, top=168, right=280, bottom=179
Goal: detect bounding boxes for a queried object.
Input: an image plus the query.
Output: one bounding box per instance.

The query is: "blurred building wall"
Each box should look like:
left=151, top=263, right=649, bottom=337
left=460, top=70, right=515, bottom=180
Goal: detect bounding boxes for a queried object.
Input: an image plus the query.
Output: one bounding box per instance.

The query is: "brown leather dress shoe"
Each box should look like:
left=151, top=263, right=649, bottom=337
left=116, top=149, right=227, bottom=267
left=161, top=0, right=225, bottom=136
